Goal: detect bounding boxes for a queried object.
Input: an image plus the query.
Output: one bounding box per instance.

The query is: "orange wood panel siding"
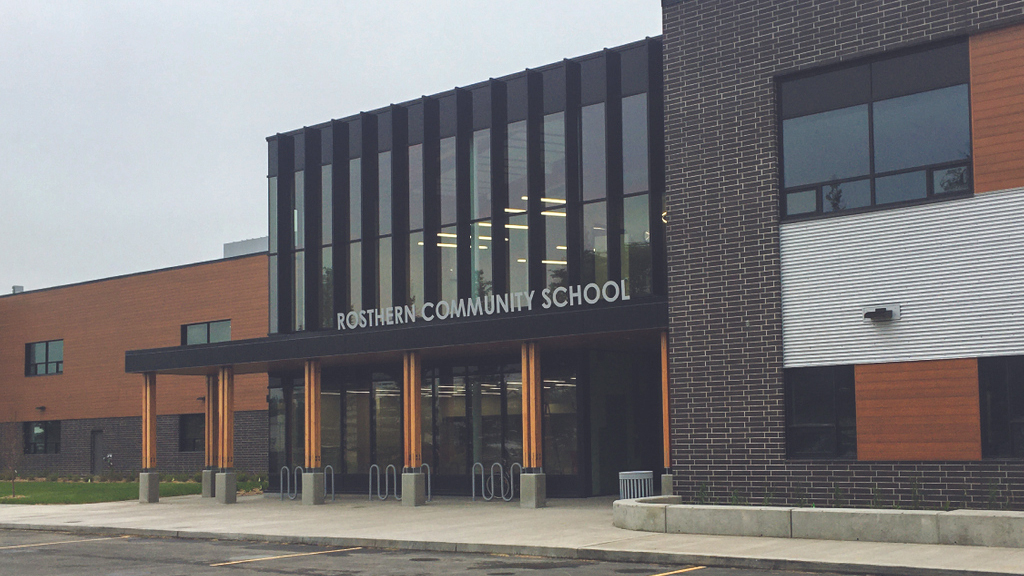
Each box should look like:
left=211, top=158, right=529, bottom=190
left=217, top=366, right=234, bottom=469
left=204, top=375, right=218, bottom=468
left=521, top=342, right=542, bottom=469
left=402, top=351, right=422, bottom=469
left=971, top=23, right=1024, bottom=193
left=141, top=372, right=157, bottom=470
left=856, top=359, right=981, bottom=461
left=0, top=255, right=268, bottom=424
left=304, top=359, right=321, bottom=470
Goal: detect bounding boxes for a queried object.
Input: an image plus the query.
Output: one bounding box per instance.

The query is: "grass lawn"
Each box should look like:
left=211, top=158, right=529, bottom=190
left=0, top=481, right=264, bottom=505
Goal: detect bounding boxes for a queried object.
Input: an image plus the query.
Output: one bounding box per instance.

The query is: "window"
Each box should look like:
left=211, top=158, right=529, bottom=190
left=780, top=41, right=971, bottom=218
left=979, top=356, right=1024, bottom=458
left=181, top=320, right=231, bottom=345
left=784, top=366, right=856, bottom=459
left=179, top=414, right=204, bottom=452
left=24, top=421, right=60, bottom=454
left=25, top=340, right=63, bottom=376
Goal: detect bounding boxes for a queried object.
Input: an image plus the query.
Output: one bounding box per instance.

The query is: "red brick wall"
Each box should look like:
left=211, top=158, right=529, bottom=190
left=0, top=255, right=269, bottom=423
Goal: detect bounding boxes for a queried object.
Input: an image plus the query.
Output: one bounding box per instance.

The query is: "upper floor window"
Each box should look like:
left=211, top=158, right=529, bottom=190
left=785, top=365, right=856, bottom=459
left=780, top=40, right=971, bottom=219
left=979, top=356, right=1024, bottom=458
left=25, top=340, right=62, bottom=376
left=182, top=320, right=231, bottom=346
left=24, top=421, right=60, bottom=454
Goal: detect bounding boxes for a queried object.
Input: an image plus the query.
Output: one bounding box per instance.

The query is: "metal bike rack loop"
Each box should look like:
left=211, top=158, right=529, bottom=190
left=368, top=464, right=403, bottom=501
left=472, top=462, right=522, bottom=502
left=279, top=466, right=289, bottom=501
left=323, top=465, right=335, bottom=501
left=420, top=463, right=432, bottom=502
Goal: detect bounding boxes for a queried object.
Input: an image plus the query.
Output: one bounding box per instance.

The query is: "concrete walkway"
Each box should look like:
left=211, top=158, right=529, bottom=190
left=0, top=494, right=1021, bottom=575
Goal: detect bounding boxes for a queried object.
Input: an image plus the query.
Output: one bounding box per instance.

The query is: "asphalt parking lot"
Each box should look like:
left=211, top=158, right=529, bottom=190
left=0, top=529, right=860, bottom=576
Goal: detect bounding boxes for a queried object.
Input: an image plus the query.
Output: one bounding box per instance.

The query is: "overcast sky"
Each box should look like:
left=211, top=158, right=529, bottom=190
left=0, top=1, right=661, bottom=293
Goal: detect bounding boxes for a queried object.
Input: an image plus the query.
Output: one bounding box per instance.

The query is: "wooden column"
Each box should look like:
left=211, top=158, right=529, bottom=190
left=217, top=366, right=234, bottom=470
left=141, top=372, right=157, bottom=471
left=204, top=374, right=219, bottom=469
left=304, top=359, right=322, bottom=470
left=403, top=351, right=423, bottom=469
left=661, top=330, right=671, bottom=471
left=521, top=342, right=542, bottom=470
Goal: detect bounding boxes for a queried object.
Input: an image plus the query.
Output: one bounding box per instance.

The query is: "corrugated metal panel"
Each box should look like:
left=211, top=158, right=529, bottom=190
left=780, top=187, right=1024, bottom=368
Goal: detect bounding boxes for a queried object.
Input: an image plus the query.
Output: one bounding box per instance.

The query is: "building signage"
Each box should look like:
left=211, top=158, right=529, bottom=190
left=336, top=279, right=630, bottom=331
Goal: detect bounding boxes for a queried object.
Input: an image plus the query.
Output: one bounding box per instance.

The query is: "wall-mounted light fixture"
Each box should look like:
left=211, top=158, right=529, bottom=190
left=35, top=406, right=46, bottom=411
left=862, top=303, right=901, bottom=321
left=197, top=396, right=206, bottom=403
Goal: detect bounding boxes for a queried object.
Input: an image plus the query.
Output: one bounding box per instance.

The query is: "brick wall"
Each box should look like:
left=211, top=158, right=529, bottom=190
left=662, top=0, right=1024, bottom=509
left=13, top=411, right=267, bottom=477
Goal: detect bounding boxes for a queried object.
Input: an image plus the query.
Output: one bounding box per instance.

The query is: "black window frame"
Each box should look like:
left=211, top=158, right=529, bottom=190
left=23, top=420, right=60, bottom=454
left=178, top=413, right=204, bottom=452
left=25, top=339, right=63, bottom=376
left=778, top=38, right=973, bottom=221
left=181, top=320, right=231, bottom=346
left=784, top=365, right=857, bottom=460
left=979, top=355, right=1024, bottom=459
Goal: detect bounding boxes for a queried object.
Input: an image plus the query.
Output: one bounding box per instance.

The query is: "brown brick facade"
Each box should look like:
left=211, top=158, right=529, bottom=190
left=0, top=255, right=269, bottom=475
left=662, top=0, right=1024, bottom=509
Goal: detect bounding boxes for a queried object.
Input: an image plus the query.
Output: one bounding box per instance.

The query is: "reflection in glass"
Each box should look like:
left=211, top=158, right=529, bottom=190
left=507, top=121, right=528, bottom=212
left=822, top=179, right=871, bottom=213
left=321, top=165, right=332, bottom=244
left=622, top=94, right=649, bottom=195
left=269, top=254, right=279, bottom=333
left=268, top=387, right=286, bottom=480
left=209, top=320, right=230, bottom=343
left=269, top=177, right=278, bottom=252
left=186, top=324, right=207, bottom=345
left=934, top=165, right=970, bottom=194
left=409, top=144, right=424, bottom=230
left=582, top=103, right=606, bottom=201
left=783, top=105, right=870, bottom=187
left=472, top=130, right=491, bottom=220
left=471, top=221, right=492, bottom=298
left=378, top=151, right=392, bottom=235
left=622, top=194, right=651, bottom=297
left=349, top=158, right=361, bottom=240
left=786, top=189, right=817, bottom=215
left=507, top=214, right=529, bottom=294
left=436, top=371, right=468, bottom=475
left=421, top=370, right=435, bottom=469
left=873, top=85, right=971, bottom=173
left=320, top=246, right=334, bottom=329
left=543, top=365, right=578, bottom=475
left=378, top=236, right=392, bottom=308
left=440, top=137, right=457, bottom=225
left=291, top=386, right=305, bottom=472
left=293, top=252, right=305, bottom=331
left=440, top=225, right=458, bottom=302
left=505, top=371, right=523, bottom=465
left=293, top=171, right=305, bottom=249
left=349, top=241, right=362, bottom=311
left=322, top=390, right=342, bottom=471
left=373, top=374, right=403, bottom=467
left=469, top=370, right=503, bottom=466
left=544, top=113, right=566, bottom=200
left=408, top=232, right=424, bottom=312
left=344, top=383, right=370, bottom=473
left=545, top=204, right=567, bottom=291
left=582, top=202, right=608, bottom=286
left=875, top=170, right=926, bottom=205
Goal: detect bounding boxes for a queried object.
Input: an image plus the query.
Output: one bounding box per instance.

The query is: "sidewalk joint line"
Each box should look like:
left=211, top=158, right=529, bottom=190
left=210, top=546, right=361, bottom=566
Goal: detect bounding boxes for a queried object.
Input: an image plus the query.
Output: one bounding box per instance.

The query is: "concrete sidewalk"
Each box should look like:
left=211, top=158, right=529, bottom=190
left=0, top=494, right=1021, bottom=576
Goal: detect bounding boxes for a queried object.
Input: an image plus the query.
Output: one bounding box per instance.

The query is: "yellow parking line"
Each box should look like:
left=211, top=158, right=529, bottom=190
left=649, top=566, right=706, bottom=576
left=210, top=546, right=361, bottom=567
left=0, top=535, right=129, bottom=550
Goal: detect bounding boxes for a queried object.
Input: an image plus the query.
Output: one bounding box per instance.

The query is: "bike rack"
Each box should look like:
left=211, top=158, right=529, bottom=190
left=279, top=466, right=289, bottom=501
left=290, top=466, right=304, bottom=500
left=368, top=464, right=405, bottom=501
left=420, top=463, right=432, bottom=502
left=472, top=462, right=522, bottom=502
left=323, top=465, right=335, bottom=501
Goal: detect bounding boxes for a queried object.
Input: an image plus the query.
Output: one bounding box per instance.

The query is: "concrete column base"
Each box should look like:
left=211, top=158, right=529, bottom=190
left=302, top=472, right=325, bottom=505
left=402, top=472, right=426, bottom=506
left=139, top=472, right=159, bottom=503
left=521, top=473, right=546, bottom=509
left=215, top=471, right=237, bottom=504
left=202, top=469, right=216, bottom=498
left=661, top=473, right=674, bottom=496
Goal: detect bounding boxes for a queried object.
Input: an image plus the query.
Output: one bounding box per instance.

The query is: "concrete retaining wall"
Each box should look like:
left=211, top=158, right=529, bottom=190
left=612, top=498, right=1024, bottom=548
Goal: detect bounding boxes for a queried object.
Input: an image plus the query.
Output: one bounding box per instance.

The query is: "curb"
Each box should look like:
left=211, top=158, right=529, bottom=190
left=0, top=522, right=1013, bottom=576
